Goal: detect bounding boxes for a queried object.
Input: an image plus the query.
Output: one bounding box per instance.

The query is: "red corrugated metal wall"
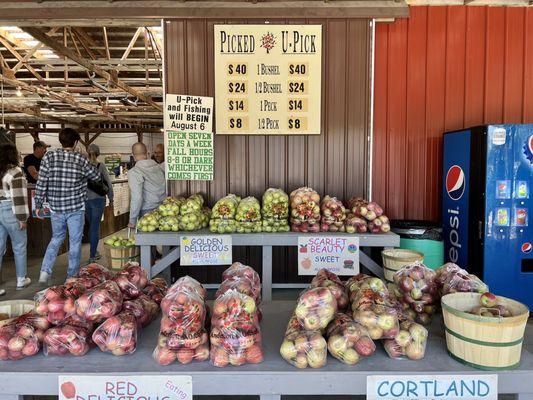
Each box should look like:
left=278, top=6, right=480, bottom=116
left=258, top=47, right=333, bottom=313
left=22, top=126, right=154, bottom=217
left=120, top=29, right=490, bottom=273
left=373, top=5, right=533, bottom=221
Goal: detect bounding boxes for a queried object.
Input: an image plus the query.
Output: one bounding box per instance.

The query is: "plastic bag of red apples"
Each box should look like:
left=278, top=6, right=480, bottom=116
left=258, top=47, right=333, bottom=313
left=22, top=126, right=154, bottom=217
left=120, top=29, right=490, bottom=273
left=113, top=262, right=149, bottom=300
left=0, top=312, right=50, bottom=360
left=153, top=276, right=210, bottom=365
left=43, top=314, right=93, bottom=357
left=34, top=282, right=85, bottom=325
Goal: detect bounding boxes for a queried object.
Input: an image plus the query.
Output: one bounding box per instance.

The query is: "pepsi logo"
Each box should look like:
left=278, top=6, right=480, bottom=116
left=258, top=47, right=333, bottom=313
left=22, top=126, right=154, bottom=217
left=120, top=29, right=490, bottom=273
left=522, top=242, right=532, bottom=254
left=524, top=135, right=533, bottom=165
left=446, top=165, right=466, bottom=201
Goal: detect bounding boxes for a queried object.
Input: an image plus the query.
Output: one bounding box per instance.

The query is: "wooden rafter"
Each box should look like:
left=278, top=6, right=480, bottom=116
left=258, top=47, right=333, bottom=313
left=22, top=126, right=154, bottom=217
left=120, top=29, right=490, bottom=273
left=12, top=27, right=60, bottom=73
left=72, top=28, right=107, bottom=59
left=23, top=27, right=162, bottom=111
left=121, top=27, right=143, bottom=61
left=71, top=28, right=98, bottom=61
left=0, top=35, right=45, bottom=82
left=1, top=102, right=73, bottom=124
left=102, top=27, right=111, bottom=60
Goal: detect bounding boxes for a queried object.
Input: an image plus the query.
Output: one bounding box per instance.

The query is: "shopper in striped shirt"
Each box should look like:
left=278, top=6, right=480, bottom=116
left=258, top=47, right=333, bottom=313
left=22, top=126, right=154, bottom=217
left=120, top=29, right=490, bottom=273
left=35, top=128, right=100, bottom=282
left=0, top=143, right=31, bottom=295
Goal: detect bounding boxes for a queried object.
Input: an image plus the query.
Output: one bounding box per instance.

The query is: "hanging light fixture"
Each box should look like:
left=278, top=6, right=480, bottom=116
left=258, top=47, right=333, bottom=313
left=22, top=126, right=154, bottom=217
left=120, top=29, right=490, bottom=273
left=15, top=86, right=22, bottom=97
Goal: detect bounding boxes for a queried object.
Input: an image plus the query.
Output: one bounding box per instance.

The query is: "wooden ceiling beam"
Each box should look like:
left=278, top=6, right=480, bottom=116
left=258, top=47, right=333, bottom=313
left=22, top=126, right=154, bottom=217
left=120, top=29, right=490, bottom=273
left=121, top=27, right=143, bottom=61
left=0, top=35, right=45, bottom=82
left=72, top=28, right=107, bottom=59
left=1, top=102, right=73, bottom=124
left=12, top=27, right=60, bottom=73
left=102, top=27, right=111, bottom=60
left=23, top=27, right=162, bottom=111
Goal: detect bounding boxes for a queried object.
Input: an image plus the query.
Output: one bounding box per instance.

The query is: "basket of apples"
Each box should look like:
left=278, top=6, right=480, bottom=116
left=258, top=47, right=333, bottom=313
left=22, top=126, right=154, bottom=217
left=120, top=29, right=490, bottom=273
left=326, top=313, right=376, bottom=365
left=210, top=289, right=263, bottom=367
left=104, top=234, right=139, bottom=270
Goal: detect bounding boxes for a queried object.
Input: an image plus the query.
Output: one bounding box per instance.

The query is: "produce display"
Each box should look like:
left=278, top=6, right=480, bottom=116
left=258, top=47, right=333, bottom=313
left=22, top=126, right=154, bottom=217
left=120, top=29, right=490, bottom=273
left=435, top=263, right=488, bottom=295
left=92, top=311, right=137, bottom=356
left=210, top=288, right=263, bottom=367
left=466, top=292, right=513, bottom=317
left=261, top=188, right=290, bottom=232
left=221, top=262, right=261, bottom=305
left=113, top=262, right=149, bottom=300
left=383, top=320, right=428, bottom=360
left=320, top=196, right=347, bottom=232
left=211, top=194, right=240, bottom=219
left=180, top=194, right=204, bottom=215
left=77, top=263, right=114, bottom=283
left=290, top=187, right=321, bottom=233
left=393, top=263, right=438, bottom=325
left=0, top=312, right=50, bottom=360
left=143, top=277, right=168, bottom=304
left=236, top=196, right=262, bottom=233
left=158, top=215, right=179, bottom=232
left=159, top=198, right=183, bottom=217
left=345, top=197, right=390, bottom=233
left=34, top=283, right=85, bottom=325
left=75, top=280, right=123, bottom=323
left=280, top=313, right=327, bottom=368
left=136, top=211, right=160, bottom=232
left=310, top=269, right=349, bottom=311
left=154, top=276, right=209, bottom=365
left=294, top=287, right=337, bottom=330
left=326, top=313, right=376, bottom=365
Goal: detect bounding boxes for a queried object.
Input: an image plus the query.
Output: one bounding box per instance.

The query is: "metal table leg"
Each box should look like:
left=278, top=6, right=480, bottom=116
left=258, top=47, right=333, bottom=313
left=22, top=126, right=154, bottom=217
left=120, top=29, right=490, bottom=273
left=262, top=245, right=273, bottom=302
left=140, top=245, right=152, bottom=277
left=161, top=246, right=172, bottom=283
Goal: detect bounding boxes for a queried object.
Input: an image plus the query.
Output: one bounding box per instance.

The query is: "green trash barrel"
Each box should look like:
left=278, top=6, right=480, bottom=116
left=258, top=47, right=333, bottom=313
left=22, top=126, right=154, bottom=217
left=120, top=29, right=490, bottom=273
left=391, top=220, right=444, bottom=270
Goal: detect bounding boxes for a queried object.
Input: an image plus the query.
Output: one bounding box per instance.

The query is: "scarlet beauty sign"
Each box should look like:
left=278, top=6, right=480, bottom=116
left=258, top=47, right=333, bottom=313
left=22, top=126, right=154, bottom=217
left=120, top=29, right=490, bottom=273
left=297, top=236, right=359, bottom=275
left=58, top=375, right=192, bottom=400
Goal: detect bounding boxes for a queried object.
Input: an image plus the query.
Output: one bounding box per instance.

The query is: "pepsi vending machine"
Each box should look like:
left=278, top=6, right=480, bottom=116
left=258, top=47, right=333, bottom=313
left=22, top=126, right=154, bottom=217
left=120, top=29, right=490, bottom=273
left=443, top=125, right=533, bottom=307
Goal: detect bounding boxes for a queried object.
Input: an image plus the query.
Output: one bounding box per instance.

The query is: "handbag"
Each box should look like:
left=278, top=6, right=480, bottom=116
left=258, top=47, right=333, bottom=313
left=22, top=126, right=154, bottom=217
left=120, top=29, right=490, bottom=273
left=88, top=163, right=110, bottom=197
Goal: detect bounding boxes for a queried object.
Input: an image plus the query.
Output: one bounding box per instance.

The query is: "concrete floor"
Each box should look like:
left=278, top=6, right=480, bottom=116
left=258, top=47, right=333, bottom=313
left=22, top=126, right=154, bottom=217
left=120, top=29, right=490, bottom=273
left=0, top=234, right=522, bottom=399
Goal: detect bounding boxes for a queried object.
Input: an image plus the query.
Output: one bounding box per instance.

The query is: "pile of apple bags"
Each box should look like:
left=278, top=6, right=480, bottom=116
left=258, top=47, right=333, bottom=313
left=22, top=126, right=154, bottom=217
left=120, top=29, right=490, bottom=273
left=236, top=197, right=262, bottom=233
left=210, top=263, right=263, bottom=367
left=179, top=194, right=210, bottom=232
left=261, top=188, right=290, bottom=232
left=290, top=187, right=321, bottom=233
left=345, top=197, right=390, bottom=234
left=209, top=194, right=240, bottom=233
left=153, top=276, right=210, bottom=365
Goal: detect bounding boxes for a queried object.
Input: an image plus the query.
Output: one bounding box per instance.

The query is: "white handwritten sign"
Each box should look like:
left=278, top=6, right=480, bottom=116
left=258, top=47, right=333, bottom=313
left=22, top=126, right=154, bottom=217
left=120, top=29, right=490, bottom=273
left=180, top=235, right=232, bottom=266
left=164, top=94, right=213, bottom=133
left=367, top=375, right=497, bottom=400
left=58, top=375, right=192, bottom=400
left=298, top=236, right=359, bottom=275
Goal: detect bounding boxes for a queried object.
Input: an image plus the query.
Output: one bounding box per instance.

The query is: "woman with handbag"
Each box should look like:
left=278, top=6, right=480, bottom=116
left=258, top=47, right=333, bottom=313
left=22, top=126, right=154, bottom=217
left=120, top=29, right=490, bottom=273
left=86, top=144, right=114, bottom=263
left=0, top=143, right=31, bottom=295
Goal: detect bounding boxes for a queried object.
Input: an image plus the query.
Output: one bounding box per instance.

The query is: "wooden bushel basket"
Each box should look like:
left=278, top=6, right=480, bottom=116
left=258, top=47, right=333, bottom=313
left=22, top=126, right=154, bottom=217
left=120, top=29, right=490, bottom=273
left=381, top=248, right=424, bottom=283
left=105, top=245, right=140, bottom=270
left=441, top=292, right=529, bottom=370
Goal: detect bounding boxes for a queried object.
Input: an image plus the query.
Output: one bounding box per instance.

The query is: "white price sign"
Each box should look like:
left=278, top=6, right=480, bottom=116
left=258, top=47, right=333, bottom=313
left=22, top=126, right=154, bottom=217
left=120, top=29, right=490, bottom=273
left=180, top=235, right=232, bottom=266
left=367, top=375, right=497, bottom=400
left=59, top=375, right=192, bottom=400
left=297, top=236, right=359, bottom=275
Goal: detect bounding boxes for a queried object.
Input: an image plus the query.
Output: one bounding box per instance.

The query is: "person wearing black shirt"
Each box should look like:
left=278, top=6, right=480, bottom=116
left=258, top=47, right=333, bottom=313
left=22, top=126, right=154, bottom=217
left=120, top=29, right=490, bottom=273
left=23, top=141, right=49, bottom=184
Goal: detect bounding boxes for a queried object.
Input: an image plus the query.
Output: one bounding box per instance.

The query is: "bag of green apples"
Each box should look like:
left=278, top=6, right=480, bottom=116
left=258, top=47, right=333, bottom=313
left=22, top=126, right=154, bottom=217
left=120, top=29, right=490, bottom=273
left=280, top=313, right=327, bottom=368
left=210, top=289, right=263, bottom=367
left=158, top=200, right=181, bottom=217
left=310, top=269, right=349, bottom=311
left=236, top=196, right=262, bottom=233
left=383, top=320, right=428, bottom=360
left=209, top=218, right=237, bottom=233
left=179, top=212, right=203, bottom=231
left=158, top=216, right=180, bottom=232
left=290, top=187, right=321, bottom=233
left=136, top=211, right=160, bottom=232
left=393, top=263, right=438, bottom=325
left=262, top=188, right=290, bottom=232
left=180, top=194, right=204, bottom=215
left=320, top=196, right=347, bottom=232
left=326, top=313, right=376, bottom=365
left=201, top=207, right=211, bottom=228
left=350, top=277, right=400, bottom=340
left=212, top=194, right=241, bottom=220
left=294, top=287, right=337, bottom=331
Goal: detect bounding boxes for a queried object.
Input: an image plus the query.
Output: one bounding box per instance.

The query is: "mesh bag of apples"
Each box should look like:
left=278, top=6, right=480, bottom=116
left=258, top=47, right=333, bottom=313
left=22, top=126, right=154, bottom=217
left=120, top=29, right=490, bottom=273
left=383, top=320, right=428, bottom=360
left=179, top=194, right=209, bottom=232
left=153, top=276, right=210, bottom=365
left=345, top=197, right=390, bottom=234
left=236, top=197, right=262, bottom=233
left=210, top=263, right=263, bottom=367
left=0, top=312, right=50, bottom=360
left=310, top=269, right=349, bottom=311
left=261, top=188, right=290, bottom=232
left=209, top=194, right=240, bottom=233
left=290, top=187, right=321, bottom=233
left=43, top=314, right=94, bottom=357
left=326, top=313, right=376, bottom=365
left=435, top=262, right=488, bottom=296
left=34, top=282, right=86, bottom=325
left=320, top=196, right=347, bottom=232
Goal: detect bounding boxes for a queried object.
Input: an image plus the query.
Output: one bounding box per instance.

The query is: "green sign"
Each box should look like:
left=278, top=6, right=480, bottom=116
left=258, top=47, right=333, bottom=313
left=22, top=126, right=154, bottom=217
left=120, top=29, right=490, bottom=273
left=166, top=131, right=214, bottom=181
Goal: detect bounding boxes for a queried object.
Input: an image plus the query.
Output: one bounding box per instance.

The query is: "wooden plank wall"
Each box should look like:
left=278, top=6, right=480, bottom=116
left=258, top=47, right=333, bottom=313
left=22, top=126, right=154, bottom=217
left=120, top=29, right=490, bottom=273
left=373, top=6, right=533, bottom=222
left=164, top=19, right=371, bottom=283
